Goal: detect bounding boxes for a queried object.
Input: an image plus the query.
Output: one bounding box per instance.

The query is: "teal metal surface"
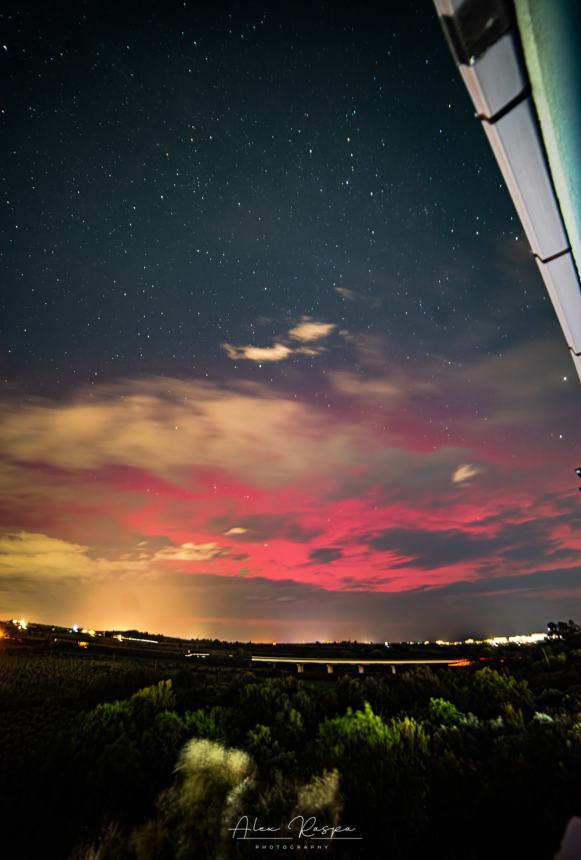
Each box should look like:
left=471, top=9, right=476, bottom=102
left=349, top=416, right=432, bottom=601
left=516, top=0, right=581, bottom=280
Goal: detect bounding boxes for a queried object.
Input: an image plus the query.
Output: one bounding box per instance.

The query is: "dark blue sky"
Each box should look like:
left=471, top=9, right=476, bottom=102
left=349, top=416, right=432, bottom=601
left=2, top=0, right=541, bottom=391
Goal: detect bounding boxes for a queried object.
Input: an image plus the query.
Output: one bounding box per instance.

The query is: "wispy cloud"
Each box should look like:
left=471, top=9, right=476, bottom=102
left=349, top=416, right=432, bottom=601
left=222, top=316, right=338, bottom=363
left=153, top=542, right=226, bottom=562
left=334, top=286, right=356, bottom=301
left=331, top=371, right=403, bottom=400
left=0, top=331, right=579, bottom=633
left=333, top=286, right=381, bottom=307
left=222, top=343, right=291, bottom=362
left=0, top=531, right=148, bottom=582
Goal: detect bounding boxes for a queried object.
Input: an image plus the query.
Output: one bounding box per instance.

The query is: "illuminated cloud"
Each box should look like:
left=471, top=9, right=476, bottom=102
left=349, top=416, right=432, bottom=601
left=288, top=316, right=336, bottom=343
left=0, top=377, right=337, bottom=484
left=0, top=530, right=234, bottom=592
left=153, top=542, right=225, bottom=562
left=222, top=317, right=336, bottom=363
left=222, top=343, right=292, bottom=362
left=0, top=331, right=579, bottom=636
left=0, top=531, right=148, bottom=581
left=0, top=532, right=88, bottom=583
left=452, top=463, right=483, bottom=484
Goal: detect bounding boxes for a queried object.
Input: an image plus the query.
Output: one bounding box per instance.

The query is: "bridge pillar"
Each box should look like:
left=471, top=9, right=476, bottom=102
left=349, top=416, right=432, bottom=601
left=296, top=663, right=304, bottom=674
left=390, top=664, right=397, bottom=675
left=358, top=664, right=365, bottom=674
left=326, top=663, right=334, bottom=674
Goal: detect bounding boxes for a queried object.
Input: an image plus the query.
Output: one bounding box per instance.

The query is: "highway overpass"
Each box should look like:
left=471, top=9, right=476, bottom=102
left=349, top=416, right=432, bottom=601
left=251, top=655, right=471, bottom=673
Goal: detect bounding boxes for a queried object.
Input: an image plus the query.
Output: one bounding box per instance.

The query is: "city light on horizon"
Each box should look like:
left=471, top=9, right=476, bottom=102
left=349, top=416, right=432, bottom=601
left=1, top=615, right=552, bottom=649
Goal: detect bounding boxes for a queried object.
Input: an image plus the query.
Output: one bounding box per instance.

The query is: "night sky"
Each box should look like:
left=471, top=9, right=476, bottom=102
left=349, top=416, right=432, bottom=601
left=1, top=0, right=580, bottom=641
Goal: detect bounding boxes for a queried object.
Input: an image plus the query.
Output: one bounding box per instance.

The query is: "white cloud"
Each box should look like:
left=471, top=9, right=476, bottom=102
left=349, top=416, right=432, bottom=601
left=0, top=531, right=148, bottom=581
left=288, top=317, right=336, bottom=343
left=222, top=343, right=292, bottom=362
left=222, top=317, right=336, bottom=364
left=452, top=463, right=483, bottom=484
left=0, top=377, right=341, bottom=485
left=0, top=376, right=480, bottom=498
left=153, top=542, right=225, bottom=562
left=224, top=527, right=249, bottom=536
left=0, top=531, right=231, bottom=589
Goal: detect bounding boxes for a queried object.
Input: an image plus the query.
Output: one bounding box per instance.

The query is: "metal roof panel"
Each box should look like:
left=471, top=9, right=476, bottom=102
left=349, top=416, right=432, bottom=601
left=535, top=252, right=581, bottom=354
left=481, top=98, right=568, bottom=260
left=459, top=32, right=525, bottom=119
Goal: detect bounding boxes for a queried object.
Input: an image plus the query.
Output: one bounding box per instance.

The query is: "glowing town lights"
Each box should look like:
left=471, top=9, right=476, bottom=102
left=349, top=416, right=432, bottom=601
left=484, top=633, right=547, bottom=646
left=510, top=633, right=547, bottom=644
left=117, top=634, right=159, bottom=644
left=429, top=633, right=547, bottom=646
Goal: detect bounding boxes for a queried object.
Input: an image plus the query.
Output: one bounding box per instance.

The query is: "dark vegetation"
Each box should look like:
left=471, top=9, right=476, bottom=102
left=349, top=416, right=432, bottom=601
left=1, top=621, right=581, bottom=859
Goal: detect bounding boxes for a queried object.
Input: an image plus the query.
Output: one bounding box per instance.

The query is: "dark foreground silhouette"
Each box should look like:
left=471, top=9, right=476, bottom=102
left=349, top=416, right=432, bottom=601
left=1, top=623, right=581, bottom=859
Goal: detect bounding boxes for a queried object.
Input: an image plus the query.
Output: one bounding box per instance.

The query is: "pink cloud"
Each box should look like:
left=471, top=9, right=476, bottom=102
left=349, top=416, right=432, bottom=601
left=0, top=342, right=579, bottom=637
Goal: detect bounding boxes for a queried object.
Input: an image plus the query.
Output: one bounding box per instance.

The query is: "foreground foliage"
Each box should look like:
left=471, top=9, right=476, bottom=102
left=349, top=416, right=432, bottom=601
left=1, top=640, right=581, bottom=859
